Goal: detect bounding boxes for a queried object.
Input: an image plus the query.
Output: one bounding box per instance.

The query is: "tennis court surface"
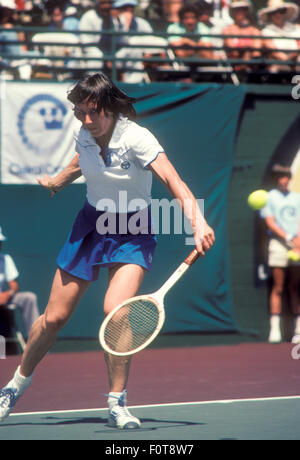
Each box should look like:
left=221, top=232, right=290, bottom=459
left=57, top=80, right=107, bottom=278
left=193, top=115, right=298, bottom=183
left=0, top=342, right=300, bottom=441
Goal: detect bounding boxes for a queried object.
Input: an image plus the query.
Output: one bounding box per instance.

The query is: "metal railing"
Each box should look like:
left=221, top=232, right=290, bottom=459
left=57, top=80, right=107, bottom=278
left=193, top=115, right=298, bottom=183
left=1, top=26, right=299, bottom=83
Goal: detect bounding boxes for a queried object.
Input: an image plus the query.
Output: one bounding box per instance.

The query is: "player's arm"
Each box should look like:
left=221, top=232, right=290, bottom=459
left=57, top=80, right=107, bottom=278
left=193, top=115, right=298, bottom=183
left=148, top=153, right=215, bottom=256
left=37, top=154, right=82, bottom=197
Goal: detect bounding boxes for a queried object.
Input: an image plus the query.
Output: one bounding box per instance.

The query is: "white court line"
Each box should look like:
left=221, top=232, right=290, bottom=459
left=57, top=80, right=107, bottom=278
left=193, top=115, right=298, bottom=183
left=10, top=395, right=300, bottom=418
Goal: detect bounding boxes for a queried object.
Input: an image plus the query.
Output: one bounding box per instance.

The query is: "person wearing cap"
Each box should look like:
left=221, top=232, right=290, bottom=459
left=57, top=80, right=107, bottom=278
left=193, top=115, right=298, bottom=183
left=63, top=6, right=80, bottom=31
left=112, top=0, right=155, bottom=81
left=260, top=164, right=300, bottom=344
left=258, top=0, right=300, bottom=74
left=79, top=0, right=125, bottom=72
left=0, top=227, right=40, bottom=338
left=112, top=0, right=152, bottom=34
left=222, top=0, right=262, bottom=74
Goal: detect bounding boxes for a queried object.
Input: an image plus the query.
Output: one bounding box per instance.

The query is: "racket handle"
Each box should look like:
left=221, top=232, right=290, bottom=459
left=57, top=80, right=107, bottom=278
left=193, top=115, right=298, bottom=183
left=184, top=249, right=200, bottom=266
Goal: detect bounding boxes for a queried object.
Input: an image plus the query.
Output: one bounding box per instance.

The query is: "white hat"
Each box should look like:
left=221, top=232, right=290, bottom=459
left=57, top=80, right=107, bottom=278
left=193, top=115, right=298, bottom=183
left=229, top=0, right=252, bottom=10
left=0, top=227, right=7, bottom=241
left=258, top=0, right=299, bottom=24
left=0, top=0, right=16, bottom=9
left=113, top=0, right=138, bottom=8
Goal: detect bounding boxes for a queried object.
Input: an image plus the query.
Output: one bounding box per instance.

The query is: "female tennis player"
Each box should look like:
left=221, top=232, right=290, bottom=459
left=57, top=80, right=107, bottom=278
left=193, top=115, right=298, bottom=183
left=0, top=73, right=215, bottom=428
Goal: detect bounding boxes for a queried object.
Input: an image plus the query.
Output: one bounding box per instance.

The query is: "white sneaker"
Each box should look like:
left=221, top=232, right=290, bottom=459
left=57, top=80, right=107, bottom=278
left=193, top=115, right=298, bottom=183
left=268, top=328, right=282, bottom=343
left=0, top=388, right=18, bottom=422
left=0, top=367, right=32, bottom=422
left=108, top=390, right=141, bottom=429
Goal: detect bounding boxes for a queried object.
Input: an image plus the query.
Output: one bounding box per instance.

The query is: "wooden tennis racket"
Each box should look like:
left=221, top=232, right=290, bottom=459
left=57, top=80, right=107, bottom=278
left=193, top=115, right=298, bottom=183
left=99, top=248, right=200, bottom=356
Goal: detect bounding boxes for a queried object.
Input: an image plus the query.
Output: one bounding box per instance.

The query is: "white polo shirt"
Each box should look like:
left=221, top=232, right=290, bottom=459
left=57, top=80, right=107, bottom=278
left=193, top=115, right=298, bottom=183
left=75, top=116, right=164, bottom=212
left=0, top=253, right=19, bottom=292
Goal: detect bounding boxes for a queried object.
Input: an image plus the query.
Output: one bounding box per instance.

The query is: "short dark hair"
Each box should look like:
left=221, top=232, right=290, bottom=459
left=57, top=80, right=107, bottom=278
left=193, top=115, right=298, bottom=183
left=178, top=5, right=199, bottom=21
left=67, top=73, right=136, bottom=120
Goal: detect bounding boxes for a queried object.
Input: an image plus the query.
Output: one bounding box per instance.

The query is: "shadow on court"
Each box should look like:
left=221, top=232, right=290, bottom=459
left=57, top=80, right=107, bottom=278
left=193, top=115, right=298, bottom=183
left=1, top=398, right=300, bottom=440
left=0, top=342, right=300, bottom=439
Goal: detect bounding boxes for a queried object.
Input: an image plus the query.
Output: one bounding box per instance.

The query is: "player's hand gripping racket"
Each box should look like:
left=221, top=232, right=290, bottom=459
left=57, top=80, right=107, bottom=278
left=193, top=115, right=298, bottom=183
left=99, top=248, right=200, bottom=356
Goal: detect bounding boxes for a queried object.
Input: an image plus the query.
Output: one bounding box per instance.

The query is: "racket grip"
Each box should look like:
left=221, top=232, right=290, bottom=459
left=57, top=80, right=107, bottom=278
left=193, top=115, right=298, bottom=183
left=184, top=249, right=200, bottom=266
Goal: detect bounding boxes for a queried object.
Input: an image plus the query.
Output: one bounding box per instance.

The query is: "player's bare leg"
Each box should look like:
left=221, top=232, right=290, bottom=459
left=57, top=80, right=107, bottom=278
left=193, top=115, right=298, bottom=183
left=0, top=269, right=89, bottom=422
left=104, top=263, right=145, bottom=429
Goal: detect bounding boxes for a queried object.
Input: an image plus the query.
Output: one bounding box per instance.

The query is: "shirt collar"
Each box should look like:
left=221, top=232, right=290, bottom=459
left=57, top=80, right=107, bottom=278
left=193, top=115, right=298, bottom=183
left=78, top=115, right=130, bottom=149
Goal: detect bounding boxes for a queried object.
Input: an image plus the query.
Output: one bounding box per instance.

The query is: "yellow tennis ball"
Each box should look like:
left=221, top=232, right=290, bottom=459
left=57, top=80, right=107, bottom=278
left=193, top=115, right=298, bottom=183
left=247, top=190, right=268, bottom=210
left=287, top=250, right=300, bottom=262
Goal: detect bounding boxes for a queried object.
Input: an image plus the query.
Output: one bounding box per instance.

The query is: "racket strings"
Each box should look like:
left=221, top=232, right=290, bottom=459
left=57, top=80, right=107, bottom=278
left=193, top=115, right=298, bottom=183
left=104, top=299, right=160, bottom=353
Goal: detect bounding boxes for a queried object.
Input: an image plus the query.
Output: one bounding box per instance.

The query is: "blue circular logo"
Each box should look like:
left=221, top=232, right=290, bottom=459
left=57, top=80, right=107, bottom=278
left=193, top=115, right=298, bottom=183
left=18, top=94, right=68, bottom=156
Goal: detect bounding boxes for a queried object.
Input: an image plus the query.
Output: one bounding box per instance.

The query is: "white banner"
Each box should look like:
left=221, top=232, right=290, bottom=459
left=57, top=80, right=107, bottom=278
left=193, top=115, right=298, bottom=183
left=0, top=81, right=84, bottom=184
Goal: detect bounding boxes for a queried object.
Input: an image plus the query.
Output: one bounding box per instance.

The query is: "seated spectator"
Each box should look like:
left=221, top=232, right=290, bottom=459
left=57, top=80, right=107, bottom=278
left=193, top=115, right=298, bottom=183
left=198, top=0, right=224, bottom=57
left=31, top=1, right=82, bottom=79
left=0, top=226, right=40, bottom=339
left=63, top=5, right=80, bottom=31
left=113, top=0, right=155, bottom=78
left=113, top=0, right=153, bottom=35
left=258, top=0, right=300, bottom=73
left=0, top=0, right=37, bottom=79
left=79, top=0, right=125, bottom=72
left=223, top=0, right=262, bottom=72
left=167, top=4, right=213, bottom=61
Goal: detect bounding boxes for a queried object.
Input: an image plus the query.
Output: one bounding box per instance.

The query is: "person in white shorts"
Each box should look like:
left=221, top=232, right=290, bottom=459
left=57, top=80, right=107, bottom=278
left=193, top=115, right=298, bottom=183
left=260, top=164, right=300, bottom=344
left=0, top=226, right=40, bottom=338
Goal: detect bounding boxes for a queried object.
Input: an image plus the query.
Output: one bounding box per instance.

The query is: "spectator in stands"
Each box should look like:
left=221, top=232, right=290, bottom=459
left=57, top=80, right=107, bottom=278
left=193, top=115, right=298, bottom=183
left=0, top=0, right=22, bottom=56
left=79, top=0, right=125, bottom=72
left=198, top=0, right=224, bottom=57
left=167, top=4, right=214, bottom=60
left=113, top=0, right=156, bottom=81
left=0, top=226, right=40, bottom=338
left=63, top=5, right=80, bottom=31
left=113, top=0, right=152, bottom=35
left=47, top=2, right=65, bottom=29
left=0, top=0, right=36, bottom=79
left=30, top=1, right=82, bottom=79
left=258, top=0, right=300, bottom=73
left=223, top=0, right=262, bottom=72
left=260, top=165, right=300, bottom=344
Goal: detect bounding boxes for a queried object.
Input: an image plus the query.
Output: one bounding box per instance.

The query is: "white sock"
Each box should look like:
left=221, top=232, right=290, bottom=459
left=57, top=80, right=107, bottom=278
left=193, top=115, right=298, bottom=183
left=270, top=314, right=281, bottom=331
left=294, top=315, right=300, bottom=335
left=108, top=392, right=122, bottom=410
left=4, top=366, right=32, bottom=396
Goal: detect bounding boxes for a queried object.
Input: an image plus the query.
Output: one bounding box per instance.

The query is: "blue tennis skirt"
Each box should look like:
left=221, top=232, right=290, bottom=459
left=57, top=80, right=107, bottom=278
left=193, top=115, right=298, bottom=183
left=57, top=200, right=157, bottom=282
